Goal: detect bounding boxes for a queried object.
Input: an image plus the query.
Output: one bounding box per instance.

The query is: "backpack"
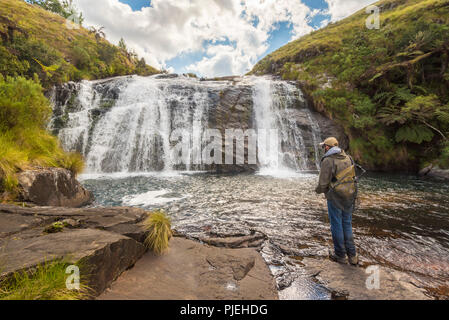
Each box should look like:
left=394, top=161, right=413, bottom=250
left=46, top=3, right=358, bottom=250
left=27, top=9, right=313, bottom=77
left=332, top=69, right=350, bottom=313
left=330, top=156, right=357, bottom=209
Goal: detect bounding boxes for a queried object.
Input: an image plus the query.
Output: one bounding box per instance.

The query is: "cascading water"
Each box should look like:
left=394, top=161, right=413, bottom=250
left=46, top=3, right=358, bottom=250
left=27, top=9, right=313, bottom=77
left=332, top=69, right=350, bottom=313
left=251, top=77, right=322, bottom=174
left=50, top=74, right=324, bottom=174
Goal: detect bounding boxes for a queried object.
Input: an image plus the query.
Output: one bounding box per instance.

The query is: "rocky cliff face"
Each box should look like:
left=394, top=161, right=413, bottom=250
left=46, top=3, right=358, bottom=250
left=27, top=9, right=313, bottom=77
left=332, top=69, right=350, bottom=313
left=50, top=75, right=348, bottom=174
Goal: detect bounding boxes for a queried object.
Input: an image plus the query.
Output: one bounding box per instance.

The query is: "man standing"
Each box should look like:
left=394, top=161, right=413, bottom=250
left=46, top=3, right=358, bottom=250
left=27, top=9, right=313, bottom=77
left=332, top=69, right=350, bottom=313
left=315, top=137, right=358, bottom=266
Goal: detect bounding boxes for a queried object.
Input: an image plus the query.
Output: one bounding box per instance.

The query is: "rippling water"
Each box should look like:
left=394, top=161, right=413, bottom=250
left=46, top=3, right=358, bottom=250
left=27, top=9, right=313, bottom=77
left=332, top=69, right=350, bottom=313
left=80, top=172, right=449, bottom=299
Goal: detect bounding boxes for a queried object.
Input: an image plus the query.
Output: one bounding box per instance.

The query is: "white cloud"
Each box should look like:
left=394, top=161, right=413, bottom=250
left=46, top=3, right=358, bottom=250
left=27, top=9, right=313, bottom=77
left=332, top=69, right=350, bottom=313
left=72, top=0, right=377, bottom=77
left=325, top=0, right=377, bottom=22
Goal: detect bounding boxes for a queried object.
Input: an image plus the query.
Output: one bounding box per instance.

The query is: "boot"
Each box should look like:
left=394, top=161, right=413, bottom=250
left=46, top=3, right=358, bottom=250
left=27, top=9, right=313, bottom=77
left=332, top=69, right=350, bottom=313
left=329, top=251, right=347, bottom=264
left=348, top=254, right=359, bottom=266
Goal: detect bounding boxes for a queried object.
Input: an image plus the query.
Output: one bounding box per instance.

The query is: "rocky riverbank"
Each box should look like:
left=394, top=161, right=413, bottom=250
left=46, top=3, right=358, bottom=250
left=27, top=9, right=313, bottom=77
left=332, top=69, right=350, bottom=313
left=0, top=203, right=434, bottom=300
left=99, top=237, right=279, bottom=300
left=0, top=204, right=278, bottom=299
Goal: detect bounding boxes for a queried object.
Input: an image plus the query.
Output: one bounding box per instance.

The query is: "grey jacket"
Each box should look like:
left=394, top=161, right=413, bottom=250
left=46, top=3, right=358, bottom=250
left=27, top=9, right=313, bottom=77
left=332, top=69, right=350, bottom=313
left=315, top=147, right=355, bottom=211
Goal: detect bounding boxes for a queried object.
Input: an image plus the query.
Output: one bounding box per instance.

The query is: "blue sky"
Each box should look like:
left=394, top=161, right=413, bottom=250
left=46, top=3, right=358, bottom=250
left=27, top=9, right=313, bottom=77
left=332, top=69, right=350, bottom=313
left=75, top=0, right=375, bottom=77
left=117, top=0, right=330, bottom=75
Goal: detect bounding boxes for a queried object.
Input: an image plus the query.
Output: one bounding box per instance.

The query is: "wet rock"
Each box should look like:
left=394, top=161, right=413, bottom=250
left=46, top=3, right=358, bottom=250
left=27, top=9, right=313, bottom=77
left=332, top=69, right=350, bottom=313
left=155, top=73, right=179, bottom=79
left=193, top=231, right=267, bottom=249
left=302, top=258, right=430, bottom=300
left=311, top=112, right=349, bottom=151
left=419, top=165, right=449, bottom=181
left=17, top=168, right=94, bottom=207
left=98, top=237, right=278, bottom=300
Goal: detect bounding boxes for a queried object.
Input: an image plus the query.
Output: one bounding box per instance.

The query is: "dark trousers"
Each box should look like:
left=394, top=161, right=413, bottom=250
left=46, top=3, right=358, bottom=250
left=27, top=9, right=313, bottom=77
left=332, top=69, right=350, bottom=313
left=327, top=200, right=357, bottom=258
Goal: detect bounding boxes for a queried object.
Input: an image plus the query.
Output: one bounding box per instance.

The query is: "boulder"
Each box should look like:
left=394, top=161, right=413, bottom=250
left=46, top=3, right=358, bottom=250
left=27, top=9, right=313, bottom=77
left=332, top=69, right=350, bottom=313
left=419, top=165, right=449, bottom=182
left=17, top=168, right=94, bottom=207
left=0, top=204, right=149, bottom=296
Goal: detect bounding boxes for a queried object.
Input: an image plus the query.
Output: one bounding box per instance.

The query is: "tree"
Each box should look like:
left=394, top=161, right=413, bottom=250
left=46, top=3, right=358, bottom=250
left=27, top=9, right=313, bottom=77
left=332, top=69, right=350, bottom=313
left=89, top=26, right=106, bottom=41
left=118, top=38, right=127, bottom=52
left=27, top=0, right=84, bottom=25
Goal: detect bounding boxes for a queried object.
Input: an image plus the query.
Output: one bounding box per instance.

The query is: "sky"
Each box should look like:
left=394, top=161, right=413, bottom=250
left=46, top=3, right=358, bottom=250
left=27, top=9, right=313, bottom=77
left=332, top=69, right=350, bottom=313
left=72, top=0, right=376, bottom=77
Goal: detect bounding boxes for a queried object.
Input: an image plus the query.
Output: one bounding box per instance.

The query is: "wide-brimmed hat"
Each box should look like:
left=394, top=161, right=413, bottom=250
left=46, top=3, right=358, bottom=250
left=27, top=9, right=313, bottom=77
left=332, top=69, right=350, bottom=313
left=319, top=137, right=339, bottom=147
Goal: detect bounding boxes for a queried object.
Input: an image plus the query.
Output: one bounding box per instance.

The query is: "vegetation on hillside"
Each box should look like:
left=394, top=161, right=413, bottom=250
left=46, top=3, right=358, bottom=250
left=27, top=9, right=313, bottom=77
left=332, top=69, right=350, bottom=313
left=0, top=0, right=159, bottom=88
left=251, top=0, right=449, bottom=171
left=26, top=0, right=84, bottom=24
left=0, top=76, right=84, bottom=198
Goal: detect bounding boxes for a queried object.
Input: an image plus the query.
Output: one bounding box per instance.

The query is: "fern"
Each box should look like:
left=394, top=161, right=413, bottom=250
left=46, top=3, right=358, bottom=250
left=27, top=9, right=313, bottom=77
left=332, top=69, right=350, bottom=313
left=435, top=105, right=449, bottom=124
left=395, top=125, right=434, bottom=144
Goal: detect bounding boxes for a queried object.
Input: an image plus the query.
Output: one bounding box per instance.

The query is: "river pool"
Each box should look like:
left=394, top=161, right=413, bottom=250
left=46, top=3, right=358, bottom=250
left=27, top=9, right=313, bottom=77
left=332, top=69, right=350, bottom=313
left=80, top=171, right=449, bottom=299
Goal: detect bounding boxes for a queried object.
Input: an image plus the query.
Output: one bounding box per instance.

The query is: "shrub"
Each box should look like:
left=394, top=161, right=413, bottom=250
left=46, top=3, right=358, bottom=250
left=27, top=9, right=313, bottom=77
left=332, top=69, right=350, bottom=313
left=72, top=45, right=91, bottom=70
left=0, top=76, right=51, bottom=131
left=143, top=210, right=172, bottom=255
left=0, top=46, right=29, bottom=77
left=0, top=261, right=91, bottom=300
left=0, top=76, right=85, bottom=194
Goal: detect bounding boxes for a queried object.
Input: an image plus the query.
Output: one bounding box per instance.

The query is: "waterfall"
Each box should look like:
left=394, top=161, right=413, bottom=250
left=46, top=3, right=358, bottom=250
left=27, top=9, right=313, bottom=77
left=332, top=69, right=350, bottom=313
left=50, top=75, right=323, bottom=174
left=251, top=76, right=322, bottom=173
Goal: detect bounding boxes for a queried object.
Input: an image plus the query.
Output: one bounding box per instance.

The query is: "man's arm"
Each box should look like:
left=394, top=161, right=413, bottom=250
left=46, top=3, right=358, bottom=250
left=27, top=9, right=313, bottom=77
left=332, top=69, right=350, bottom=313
left=315, top=158, right=333, bottom=194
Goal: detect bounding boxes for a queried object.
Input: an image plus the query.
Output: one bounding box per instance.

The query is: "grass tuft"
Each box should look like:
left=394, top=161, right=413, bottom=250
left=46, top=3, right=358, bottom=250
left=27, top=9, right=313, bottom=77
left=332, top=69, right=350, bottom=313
left=0, top=261, right=91, bottom=300
left=57, top=152, right=85, bottom=176
left=143, top=210, right=172, bottom=255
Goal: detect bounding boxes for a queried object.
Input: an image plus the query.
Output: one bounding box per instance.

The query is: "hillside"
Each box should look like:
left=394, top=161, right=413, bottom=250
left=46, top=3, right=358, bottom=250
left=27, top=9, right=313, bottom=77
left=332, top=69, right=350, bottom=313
left=251, top=0, right=449, bottom=171
left=0, top=0, right=158, bottom=200
left=0, top=0, right=159, bottom=88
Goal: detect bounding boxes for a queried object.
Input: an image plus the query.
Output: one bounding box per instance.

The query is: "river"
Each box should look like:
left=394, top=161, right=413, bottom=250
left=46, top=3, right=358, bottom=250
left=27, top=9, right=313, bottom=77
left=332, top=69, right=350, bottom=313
left=79, top=171, right=449, bottom=299
left=51, top=74, right=449, bottom=299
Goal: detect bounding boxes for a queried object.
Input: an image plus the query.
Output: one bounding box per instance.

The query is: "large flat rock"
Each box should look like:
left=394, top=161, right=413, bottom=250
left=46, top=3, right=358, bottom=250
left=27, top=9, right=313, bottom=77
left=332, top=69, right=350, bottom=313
left=99, top=237, right=279, bottom=300
left=0, top=204, right=149, bottom=296
left=303, top=258, right=430, bottom=300
left=0, top=205, right=148, bottom=240
left=0, top=229, right=145, bottom=295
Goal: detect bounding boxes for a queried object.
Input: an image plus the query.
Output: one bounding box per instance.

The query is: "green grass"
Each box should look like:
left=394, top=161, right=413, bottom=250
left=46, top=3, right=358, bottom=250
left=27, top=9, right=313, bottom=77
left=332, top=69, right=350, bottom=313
left=0, top=76, right=85, bottom=197
left=58, top=152, right=85, bottom=176
left=0, top=260, right=91, bottom=300
left=143, top=210, right=173, bottom=255
left=250, top=0, right=449, bottom=171
left=0, top=0, right=159, bottom=88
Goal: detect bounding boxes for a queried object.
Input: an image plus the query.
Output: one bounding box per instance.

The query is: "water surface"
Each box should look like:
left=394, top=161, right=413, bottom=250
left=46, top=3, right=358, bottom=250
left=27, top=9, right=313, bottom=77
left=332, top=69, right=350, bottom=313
left=81, top=172, right=449, bottom=299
